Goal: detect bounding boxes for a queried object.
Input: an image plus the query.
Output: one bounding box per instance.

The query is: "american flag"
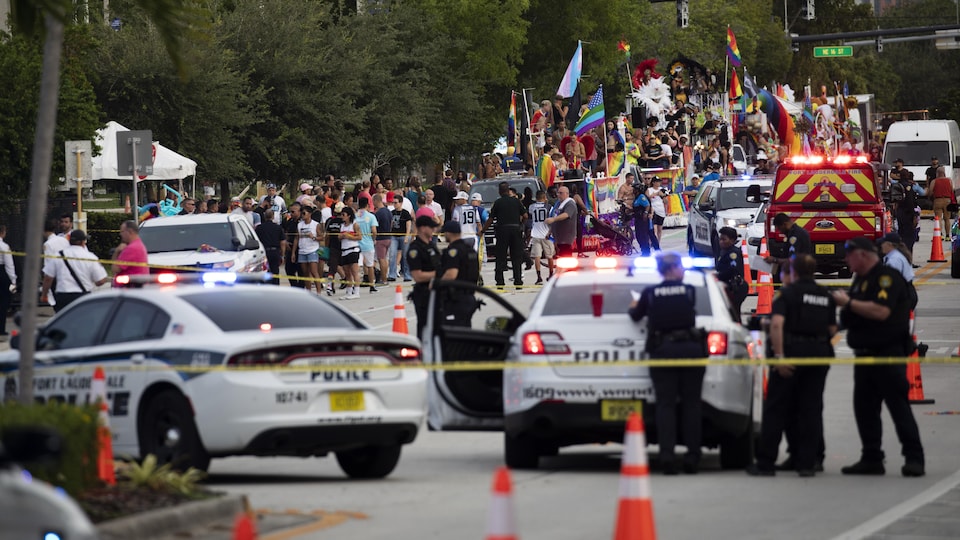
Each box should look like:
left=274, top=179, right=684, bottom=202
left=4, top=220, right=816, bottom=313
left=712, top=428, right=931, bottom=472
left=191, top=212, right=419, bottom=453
left=588, top=85, right=604, bottom=109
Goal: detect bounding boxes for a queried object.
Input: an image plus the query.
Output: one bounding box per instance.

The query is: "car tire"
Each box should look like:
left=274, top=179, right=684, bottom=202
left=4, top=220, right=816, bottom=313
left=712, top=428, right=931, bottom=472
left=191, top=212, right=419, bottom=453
left=719, top=425, right=754, bottom=470
left=504, top=433, right=539, bottom=469
left=951, top=247, right=960, bottom=278
left=687, top=227, right=696, bottom=256
left=837, top=267, right=852, bottom=279
left=336, top=444, right=402, bottom=479
left=138, top=390, right=210, bottom=472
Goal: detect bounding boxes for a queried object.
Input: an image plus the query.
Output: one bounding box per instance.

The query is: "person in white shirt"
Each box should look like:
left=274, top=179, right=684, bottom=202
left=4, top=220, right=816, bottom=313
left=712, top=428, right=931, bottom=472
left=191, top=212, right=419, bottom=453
left=232, top=197, right=261, bottom=228
left=646, top=176, right=667, bottom=247
left=450, top=191, right=481, bottom=251
left=42, top=219, right=70, bottom=292
left=527, top=190, right=555, bottom=284
left=424, top=189, right=444, bottom=226
left=292, top=204, right=323, bottom=294
left=0, top=225, right=16, bottom=335
left=259, top=183, right=286, bottom=225
left=40, top=230, right=109, bottom=312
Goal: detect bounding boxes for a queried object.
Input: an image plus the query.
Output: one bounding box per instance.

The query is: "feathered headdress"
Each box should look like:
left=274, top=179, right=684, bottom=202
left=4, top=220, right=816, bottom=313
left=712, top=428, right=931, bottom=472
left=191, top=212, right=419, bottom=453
left=632, top=58, right=661, bottom=88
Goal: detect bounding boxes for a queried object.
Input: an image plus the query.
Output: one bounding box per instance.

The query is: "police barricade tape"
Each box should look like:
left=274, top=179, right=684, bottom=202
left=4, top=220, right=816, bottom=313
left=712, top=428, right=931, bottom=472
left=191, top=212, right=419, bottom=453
left=6, top=356, right=960, bottom=375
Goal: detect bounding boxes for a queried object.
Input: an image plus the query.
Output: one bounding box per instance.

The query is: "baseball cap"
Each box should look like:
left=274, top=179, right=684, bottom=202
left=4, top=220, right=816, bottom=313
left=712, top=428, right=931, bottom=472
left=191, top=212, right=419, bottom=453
left=470, top=193, right=483, bottom=202
left=300, top=196, right=315, bottom=209
left=894, top=158, right=904, bottom=164
left=877, top=232, right=902, bottom=245
left=300, top=182, right=312, bottom=192
left=266, top=183, right=277, bottom=189
left=231, top=196, right=241, bottom=203
left=455, top=191, right=469, bottom=200
left=415, top=215, right=438, bottom=228
left=844, top=236, right=877, bottom=254
left=441, top=221, right=461, bottom=234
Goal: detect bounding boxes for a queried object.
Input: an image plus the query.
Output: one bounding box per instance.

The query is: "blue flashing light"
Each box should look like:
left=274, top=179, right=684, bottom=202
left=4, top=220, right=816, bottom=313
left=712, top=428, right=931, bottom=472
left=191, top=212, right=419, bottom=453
left=741, top=174, right=752, bottom=181
left=20, top=469, right=32, bottom=482
left=44, top=532, right=63, bottom=540
left=632, top=256, right=716, bottom=270
left=201, top=272, right=238, bottom=284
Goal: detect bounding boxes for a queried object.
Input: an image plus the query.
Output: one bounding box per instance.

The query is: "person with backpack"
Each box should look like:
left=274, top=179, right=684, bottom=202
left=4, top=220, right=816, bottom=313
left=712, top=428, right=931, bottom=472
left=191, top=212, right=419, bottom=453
left=632, top=181, right=652, bottom=256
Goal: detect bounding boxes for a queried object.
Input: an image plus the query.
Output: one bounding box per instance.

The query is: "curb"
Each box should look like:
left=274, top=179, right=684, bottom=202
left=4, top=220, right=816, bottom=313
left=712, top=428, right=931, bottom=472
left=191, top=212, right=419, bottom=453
left=97, top=494, right=249, bottom=540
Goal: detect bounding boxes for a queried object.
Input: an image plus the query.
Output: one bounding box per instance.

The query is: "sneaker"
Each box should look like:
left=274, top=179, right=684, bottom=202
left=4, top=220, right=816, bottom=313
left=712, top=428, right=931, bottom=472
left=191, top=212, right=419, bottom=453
left=841, top=460, right=885, bottom=475
left=387, top=277, right=397, bottom=282
left=345, top=293, right=360, bottom=300
left=525, top=260, right=533, bottom=270
left=902, top=462, right=925, bottom=477
left=325, top=286, right=334, bottom=296
left=375, top=281, right=387, bottom=286
left=535, top=277, right=543, bottom=285
left=403, top=278, right=412, bottom=282
left=777, top=456, right=824, bottom=472
left=339, top=283, right=348, bottom=290
left=369, top=287, right=379, bottom=293
left=745, top=463, right=775, bottom=477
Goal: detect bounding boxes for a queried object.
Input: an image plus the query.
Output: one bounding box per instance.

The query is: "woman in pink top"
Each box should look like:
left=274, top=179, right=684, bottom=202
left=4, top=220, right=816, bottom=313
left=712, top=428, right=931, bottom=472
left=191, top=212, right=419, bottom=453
left=113, top=220, right=149, bottom=278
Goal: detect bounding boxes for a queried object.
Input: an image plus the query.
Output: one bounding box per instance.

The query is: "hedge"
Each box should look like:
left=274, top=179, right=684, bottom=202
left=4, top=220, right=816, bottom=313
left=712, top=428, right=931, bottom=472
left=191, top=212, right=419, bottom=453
left=86, top=212, right=128, bottom=261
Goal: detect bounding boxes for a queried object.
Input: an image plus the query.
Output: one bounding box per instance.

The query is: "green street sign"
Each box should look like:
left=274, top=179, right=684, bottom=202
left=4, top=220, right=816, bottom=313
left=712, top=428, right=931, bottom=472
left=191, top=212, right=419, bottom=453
left=814, top=46, right=853, bottom=58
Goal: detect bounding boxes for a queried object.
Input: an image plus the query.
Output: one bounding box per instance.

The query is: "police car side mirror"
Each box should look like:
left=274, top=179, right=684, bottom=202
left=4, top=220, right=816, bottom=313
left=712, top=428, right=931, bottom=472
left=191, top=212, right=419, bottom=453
left=245, top=238, right=260, bottom=250
left=953, top=158, right=960, bottom=168
left=698, top=201, right=714, bottom=212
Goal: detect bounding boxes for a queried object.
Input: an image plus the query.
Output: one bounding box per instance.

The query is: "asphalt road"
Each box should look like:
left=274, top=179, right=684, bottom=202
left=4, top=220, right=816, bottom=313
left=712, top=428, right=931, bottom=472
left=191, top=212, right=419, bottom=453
left=192, top=223, right=960, bottom=539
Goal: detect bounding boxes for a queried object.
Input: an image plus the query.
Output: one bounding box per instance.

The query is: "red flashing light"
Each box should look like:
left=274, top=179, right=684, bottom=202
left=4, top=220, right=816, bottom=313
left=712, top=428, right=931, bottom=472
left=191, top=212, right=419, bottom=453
left=157, top=273, right=178, bottom=284
left=399, top=347, right=420, bottom=359
left=114, top=275, right=130, bottom=286
left=707, top=331, right=728, bottom=356
left=556, top=257, right=578, bottom=270
left=594, top=257, right=617, bottom=269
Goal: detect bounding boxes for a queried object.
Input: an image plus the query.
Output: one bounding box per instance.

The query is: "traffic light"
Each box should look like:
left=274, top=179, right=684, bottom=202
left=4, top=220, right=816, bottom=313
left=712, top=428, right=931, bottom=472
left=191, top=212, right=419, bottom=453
left=676, top=0, right=689, bottom=28
left=876, top=35, right=883, bottom=53
left=804, top=0, right=815, bottom=20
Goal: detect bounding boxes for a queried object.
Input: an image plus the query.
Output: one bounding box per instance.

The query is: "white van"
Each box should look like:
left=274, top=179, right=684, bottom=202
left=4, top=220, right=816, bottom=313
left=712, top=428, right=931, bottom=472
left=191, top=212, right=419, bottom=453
left=139, top=213, right=267, bottom=273
left=882, top=120, right=960, bottom=195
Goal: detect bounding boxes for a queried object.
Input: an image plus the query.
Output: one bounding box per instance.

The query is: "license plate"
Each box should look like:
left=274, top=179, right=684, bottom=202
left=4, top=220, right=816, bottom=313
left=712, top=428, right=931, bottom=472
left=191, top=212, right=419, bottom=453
left=601, top=400, right=643, bottom=422
left=815, top=244, right=835, bottom=255
left=330, top=391, right=365, bottom=412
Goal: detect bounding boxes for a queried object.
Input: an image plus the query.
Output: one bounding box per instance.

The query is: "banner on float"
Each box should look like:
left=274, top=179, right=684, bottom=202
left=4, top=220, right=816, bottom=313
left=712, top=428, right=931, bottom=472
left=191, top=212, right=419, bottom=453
left=593, top=176, right=622, bottom=216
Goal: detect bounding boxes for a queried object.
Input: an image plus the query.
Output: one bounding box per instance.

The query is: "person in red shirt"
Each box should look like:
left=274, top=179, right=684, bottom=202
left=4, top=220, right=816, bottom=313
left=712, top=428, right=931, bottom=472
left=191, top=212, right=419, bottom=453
left=929, top=175, right=955, bottom=240
left=112, top=220, right=149, bottom=279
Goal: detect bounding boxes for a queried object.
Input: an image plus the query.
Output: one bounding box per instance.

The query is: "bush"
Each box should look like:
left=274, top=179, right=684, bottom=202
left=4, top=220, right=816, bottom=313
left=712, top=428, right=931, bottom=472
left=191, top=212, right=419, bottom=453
left=0, top=401, right=100, bottom=496
left=86, top=212, right=128, bottom=261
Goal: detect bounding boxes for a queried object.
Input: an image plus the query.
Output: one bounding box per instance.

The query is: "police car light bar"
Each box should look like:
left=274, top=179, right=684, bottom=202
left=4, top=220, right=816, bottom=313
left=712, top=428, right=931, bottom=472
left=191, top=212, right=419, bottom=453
left=786, top=154, right=869, bottom=166
left=632, top=256, right=715, bottom=270
left=555, top=256, right=620, bottom=271
left=555, top=257, right=580, bottom=270
left=114, top=272, right=272, bottom=287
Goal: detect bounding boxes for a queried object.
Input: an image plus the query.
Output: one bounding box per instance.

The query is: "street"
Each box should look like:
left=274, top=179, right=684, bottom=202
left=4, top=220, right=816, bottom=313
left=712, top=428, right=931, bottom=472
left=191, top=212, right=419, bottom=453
left=192, top=223, right=960, bottom=539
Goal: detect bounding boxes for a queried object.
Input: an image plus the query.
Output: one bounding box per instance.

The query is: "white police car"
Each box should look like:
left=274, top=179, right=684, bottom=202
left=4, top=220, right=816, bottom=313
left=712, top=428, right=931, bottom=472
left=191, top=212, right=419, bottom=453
left=1, top=273, right=426, bottom=479
left=423, top=257, right=759, bottom=470
left=139, top=214, right=267, bottom=273
left=687, top=176, right=773, bottom=257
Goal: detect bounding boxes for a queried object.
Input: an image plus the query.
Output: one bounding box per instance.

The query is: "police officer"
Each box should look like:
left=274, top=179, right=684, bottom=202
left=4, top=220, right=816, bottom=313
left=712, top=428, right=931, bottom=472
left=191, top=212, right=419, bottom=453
left=438, top=221, right=480, bottom=327
left=480, top=182, right=527, bottom=288
left=765, top=213, right=811, bottom=283
left=831, top=237, right=925, bottom=477
left=407, top=215, right=442, bottom=340
left=628, top=252, right=705, bottom=475
left=715, top=227, right=748, bottom=321
left=747, top=254, right=835, bottom=477
left=282, top=203, right=304, bottom=288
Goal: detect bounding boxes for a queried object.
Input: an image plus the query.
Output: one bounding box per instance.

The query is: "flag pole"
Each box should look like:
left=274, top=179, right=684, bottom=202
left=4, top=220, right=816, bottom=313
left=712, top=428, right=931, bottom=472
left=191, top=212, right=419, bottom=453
left=522, top=88, right=537, bottom=163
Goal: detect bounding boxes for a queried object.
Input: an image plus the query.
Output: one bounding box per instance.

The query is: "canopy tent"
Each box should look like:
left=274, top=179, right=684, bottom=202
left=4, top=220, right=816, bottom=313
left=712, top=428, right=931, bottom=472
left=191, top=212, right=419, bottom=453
left=92, top=121, right=197, bottom=180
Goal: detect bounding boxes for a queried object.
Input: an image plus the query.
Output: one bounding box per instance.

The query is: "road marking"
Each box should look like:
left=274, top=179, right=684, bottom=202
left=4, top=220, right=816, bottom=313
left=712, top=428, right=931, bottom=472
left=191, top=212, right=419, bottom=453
left=915, top=261, right=948, bottom=283
left=829, top=469, right=960, bottom=540
left=260, top=510, right=367, bottom=540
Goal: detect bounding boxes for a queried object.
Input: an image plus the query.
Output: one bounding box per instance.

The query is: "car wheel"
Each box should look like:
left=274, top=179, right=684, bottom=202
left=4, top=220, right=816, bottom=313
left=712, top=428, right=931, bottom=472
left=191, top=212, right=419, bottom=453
left=719, top=425, right=754, bottom=470
left=138, top=390, right=210, bottom=472
left=837, top=267, right=852, bottom=279
left=504, top=433, right=539, bottom=469
left=686, top=227, right=697, bottom=256
left=336, top=444, right=402, bottom=479
left=952, top=247, right=960, bottom=278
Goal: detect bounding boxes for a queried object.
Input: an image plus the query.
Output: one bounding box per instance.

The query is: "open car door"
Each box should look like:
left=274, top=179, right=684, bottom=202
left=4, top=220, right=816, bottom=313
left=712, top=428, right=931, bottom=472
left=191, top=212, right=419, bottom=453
left=423, top=281, right=526, bottom=431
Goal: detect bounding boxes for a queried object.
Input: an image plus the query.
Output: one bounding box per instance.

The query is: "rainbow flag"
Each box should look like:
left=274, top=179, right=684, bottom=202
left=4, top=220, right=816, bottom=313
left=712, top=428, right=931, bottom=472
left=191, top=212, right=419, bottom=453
left=575, top=85, right=605, bottom=136
left=729, top=68, right=742, bottom=100
left=726, top=27, right=742, bottom=67
left=585, top=176, right=597, bottom=214
left=507, top=92, right=517, bottom=152
left=607, top=151, right=626, bottom=176
left=536, top=155, right=557, bottom=186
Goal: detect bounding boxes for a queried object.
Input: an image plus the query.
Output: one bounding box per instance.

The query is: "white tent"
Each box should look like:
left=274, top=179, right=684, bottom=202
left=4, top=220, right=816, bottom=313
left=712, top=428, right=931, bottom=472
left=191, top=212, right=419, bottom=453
left=92, top=121, right=197, bottom=180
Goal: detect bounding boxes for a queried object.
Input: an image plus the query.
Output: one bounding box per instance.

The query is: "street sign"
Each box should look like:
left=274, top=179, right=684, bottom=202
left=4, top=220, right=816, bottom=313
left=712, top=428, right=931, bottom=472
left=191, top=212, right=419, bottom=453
left=64, top=140, right=93, bottom=188
left=813, top=46, right=853, bottom=58
left=116, top=130, right=154, bottom=177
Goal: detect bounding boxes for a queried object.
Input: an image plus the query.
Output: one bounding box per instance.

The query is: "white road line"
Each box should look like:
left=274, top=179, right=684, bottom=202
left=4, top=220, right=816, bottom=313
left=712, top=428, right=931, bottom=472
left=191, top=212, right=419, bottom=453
left=829, top=468, right=960, bottom=540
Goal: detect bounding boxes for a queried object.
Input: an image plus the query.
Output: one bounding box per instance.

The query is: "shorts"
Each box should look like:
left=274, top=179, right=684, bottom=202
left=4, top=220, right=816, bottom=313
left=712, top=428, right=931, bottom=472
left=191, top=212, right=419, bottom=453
left=360, top=250, right=376, bottom=267
left=375, top=239, right=390, bottom=259
left=530, top=237, right=555, bottom=259
left=341, top=251, right=360, bottom=266
left=652, top=214, right=665, bottom=226
left=299, top=251, right=319, bottom=263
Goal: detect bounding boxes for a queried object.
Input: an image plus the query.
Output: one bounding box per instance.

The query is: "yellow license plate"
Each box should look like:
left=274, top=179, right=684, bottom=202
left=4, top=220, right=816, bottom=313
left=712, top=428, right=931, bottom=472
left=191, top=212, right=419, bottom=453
left=601, top=400, right=643, bottom=422
left=815, top=244, right=835, bottom=255
left=330, top=391, right=365, bottom=412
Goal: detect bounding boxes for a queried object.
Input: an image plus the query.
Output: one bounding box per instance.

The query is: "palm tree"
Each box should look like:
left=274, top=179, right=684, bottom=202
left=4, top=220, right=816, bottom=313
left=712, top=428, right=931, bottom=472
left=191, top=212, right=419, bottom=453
left=11, top=0, right=202, bottom=404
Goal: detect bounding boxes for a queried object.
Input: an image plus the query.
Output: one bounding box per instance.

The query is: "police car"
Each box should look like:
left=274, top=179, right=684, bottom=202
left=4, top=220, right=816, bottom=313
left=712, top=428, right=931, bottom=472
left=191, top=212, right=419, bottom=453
left=139, top=214, right=267, bottom=273
left=687, top=176, right=773, bottom=258
left=1, top=273, right=427, bottom=479
left=422, top=257, right=759, bottom=470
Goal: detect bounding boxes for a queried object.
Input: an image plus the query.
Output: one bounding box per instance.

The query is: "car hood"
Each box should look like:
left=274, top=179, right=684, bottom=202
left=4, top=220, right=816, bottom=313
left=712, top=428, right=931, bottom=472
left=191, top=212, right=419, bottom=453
left=147, top=250, right=240, bottom=268
left=715, top=208, right=760, bottom=222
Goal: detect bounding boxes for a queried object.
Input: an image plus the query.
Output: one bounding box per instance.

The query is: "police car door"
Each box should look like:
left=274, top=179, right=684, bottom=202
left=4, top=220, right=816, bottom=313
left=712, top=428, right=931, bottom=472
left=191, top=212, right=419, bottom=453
left=423, top=281, right=526, bottom=430
left=692, top=184, right=717, bottom=253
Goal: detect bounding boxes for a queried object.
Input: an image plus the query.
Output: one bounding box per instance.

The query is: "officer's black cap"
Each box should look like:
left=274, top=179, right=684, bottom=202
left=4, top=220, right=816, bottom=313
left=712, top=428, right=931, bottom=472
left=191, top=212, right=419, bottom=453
left=415, top=215, right=438, bottom=228
left=844, top=236, right=877, bottom=254
left=441, top=221, right=461, bottom=234
left=877, top=232, right=902, bottom=246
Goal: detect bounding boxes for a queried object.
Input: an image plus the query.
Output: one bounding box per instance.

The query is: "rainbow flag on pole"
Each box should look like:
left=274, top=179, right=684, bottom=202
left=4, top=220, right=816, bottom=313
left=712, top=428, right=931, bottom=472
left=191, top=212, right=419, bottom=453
left=726, top=27, right=742, bottom=67
left=574, top=85, right=605, bottom=136
left=507, top=92, right=517, bottom=152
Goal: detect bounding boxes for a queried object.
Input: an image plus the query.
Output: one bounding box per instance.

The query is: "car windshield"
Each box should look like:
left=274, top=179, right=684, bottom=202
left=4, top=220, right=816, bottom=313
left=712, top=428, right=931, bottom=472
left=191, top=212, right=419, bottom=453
left=141, top=222, right=238, bottom=253
left=470, top=180, right=539, bottom=206
left=883, top=141, right=950, bottom=167
left=717, top=186, right=763, bottom=211
left=181, top=290, right=364, bottom=331
left=543, top=280, right=712, bottom=316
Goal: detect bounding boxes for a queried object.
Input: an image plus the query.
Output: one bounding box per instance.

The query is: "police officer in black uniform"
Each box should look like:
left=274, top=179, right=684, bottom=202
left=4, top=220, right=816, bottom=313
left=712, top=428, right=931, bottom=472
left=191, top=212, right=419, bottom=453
left=831, top=236, right=925, bottom=477
left=438, top=221, right=480, bottom=327
left=407, top=215, right=442, bottom=340
left=747, top=254, right=835, bottom=477
left=480, top=182, right=527, bottom=288
left=628, top=252, right=706, bottom=475
left=765, top=213, right=812, bottom=283
left=716, top=227, right=749, bottom=321
left=282, top=203, right=304, bottom=288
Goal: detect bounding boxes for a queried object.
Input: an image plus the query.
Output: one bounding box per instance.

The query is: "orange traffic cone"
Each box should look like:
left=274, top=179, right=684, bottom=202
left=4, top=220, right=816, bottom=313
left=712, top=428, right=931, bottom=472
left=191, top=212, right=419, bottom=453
left=613, top=412, right=656, bottom=540
left=755, top=273, right=773, bottom=315
left=232, top=512, right=257, bottom=540
left=392, top=285, right=409, bottom=335
left=740, top=241, right=755, bottom=295
left=485, top=466, right=519, bottom=540
left=124, top=195, right=131, bottom=214
left=91, top=366, right=116, bottom=486
left=906, top=311, right=934, bottom=404
left=884, top=209, right=893, bottom=233
left=928, top=220, right=947, bottom=262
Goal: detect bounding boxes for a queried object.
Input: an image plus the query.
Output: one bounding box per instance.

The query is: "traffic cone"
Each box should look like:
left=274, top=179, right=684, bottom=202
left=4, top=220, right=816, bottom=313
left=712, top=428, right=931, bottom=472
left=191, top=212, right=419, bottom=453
left=755, top=273, right=773, bottom=315
left=392, top=285, right=409, bottom=335
left=91, top=366, right=116, bottom=486
left=485, top=467, right=519, bottom=540
left=740, top=241, right=755, bottom=295
left=613, top=412, right=656, bottom=540
left=884, top=209, right=893, bottom=233
left=906, top=311, right=934, bottom=404
left=124, top=195, right=131, bottom=214
left=232, top=512, right=257, bottom=540
left=928, top=220, right=947, bottom=262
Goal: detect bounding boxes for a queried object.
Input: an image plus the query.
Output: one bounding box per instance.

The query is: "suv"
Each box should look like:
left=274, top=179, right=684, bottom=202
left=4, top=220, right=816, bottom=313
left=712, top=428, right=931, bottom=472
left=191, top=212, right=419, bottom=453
left=766, top=155, right=887, bottom=276
left=139, top=213, right=267, bottom=273
left=468, top=173, right=545, bottom=260
left=687, top=176, right=773, bottom=258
